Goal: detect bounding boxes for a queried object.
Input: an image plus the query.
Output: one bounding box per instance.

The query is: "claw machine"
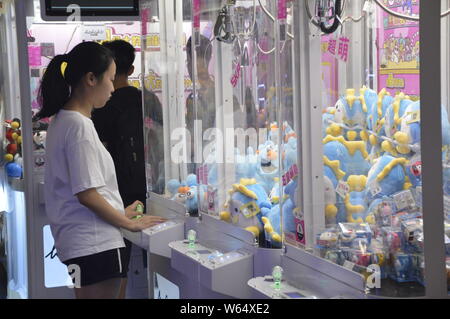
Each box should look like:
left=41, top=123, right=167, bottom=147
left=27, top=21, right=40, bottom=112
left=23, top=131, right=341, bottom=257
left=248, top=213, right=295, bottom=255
left=1, top=0, right=151, bottom=298
left=249, top=0, right=449, bottom=299
left=139, top=0, right=299, bottom=299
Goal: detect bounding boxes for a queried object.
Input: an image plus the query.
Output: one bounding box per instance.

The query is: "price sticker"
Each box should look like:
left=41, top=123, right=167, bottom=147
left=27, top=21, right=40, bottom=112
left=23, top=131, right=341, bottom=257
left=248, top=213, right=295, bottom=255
left=335, top=181, right=350, bottom=199
left=368, top=179, right=382, bottom=196
left=393, top=190, right=415, bottom=211
left=406, top=111, right=420, bottom=124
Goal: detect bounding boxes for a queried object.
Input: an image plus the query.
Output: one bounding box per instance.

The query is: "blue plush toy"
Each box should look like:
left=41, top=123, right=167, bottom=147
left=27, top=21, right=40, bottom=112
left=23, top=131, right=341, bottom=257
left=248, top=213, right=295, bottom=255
left=166, top=174, right=199, bottom=214
left=220, top=178, right=272, bottom=239
left=261, top=204, right=282, bottom=247
left=391, top=253, right=414, bottom=282
left=344, top=175, right=373, bottom=224
left=323, top=136, right=349, bottom=223
left=380, top=93, right=412, bottom=157
left=365, top=154, right=408, bottom=204
left=268, top=122, right=281, bottom=145
left=333, top=88, right=369, bottom=142
left=235, top=147, right=258, bottom=181
left=324, top=175, right=338, bottom=225
left=268, top=178, right=283, bottom=205
left=322, top=107, right=338, bottom=138
left=255, top=140, right=279, bottom=194
left=262, top=177, right=302, bottom=247
left=281, top=179, right=299, bottom=234
left=323, top=135, right=369, bottom=179
left=391, top=100, right=421, bottom=157
left=185, top=184, right=208, bottom=214
left=282, top=136, right=298, bottom=171
left=367, top=89, right=394, bottom=161
left=362, top=87, right=378, bottom=115
left=384, top=93, right=412, bottom=141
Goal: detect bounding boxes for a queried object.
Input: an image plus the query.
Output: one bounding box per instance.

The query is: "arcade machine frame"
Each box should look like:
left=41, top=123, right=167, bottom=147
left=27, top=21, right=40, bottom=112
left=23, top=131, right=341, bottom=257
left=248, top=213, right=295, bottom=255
left=248, top=0, right=449, bottom=299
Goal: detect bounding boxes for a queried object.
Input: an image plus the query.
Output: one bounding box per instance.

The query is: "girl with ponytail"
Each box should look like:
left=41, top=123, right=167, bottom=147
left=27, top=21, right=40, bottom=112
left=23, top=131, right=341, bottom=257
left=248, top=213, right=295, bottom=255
left=39, top=41, right=166, bottom=299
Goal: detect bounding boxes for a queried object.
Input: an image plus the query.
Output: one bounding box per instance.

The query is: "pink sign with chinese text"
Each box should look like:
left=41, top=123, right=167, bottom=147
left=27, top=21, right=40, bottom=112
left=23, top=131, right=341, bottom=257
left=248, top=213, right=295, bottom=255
left=278, top=0, right=287, bottom=20
left=193, top=0, right=201, bottom=29
left=321, top=35, right=339, bottom=106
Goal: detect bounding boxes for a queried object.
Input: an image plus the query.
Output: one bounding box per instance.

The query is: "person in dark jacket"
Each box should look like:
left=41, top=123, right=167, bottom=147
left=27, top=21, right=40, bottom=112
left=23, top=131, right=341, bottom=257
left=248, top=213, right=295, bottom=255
left=92, top=40, right=161, bottom=299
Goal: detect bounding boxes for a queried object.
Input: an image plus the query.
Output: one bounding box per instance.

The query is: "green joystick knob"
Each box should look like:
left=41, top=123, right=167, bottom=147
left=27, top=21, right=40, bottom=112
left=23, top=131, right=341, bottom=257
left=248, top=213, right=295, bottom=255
left=272, top=266, right=283, bottom=290
left=136, top=203, right=144, bottom=214
left=131, top=204, right=144, bottom=220
left=187, top=229, right=197, bottom=249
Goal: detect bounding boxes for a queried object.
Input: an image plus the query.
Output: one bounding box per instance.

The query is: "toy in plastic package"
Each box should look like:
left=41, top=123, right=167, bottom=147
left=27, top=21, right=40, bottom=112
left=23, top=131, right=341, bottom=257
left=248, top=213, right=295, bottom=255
left=350, top=249, right=372, bottom=267
left=444, top=195, right=450, bottom=221
left=412, top=254, right=425, bottom=285
left=382, top=226, right=403, bottom=253
left=370, top=239, right=388, bottom=279
left=375, top=199, right=396, bottom=227
left=391, top=211, right=409, bottom=228
left=324, top=249, right=345, bottom=266
left=400, top=218, right=425, bottom=254
left=401, top=218, right=423, bottom=244
left=413, top=186, right=422, bottom=209
left=339, top=231, right=356, bottom=247
left=391, top=210, right=422, bottom=228
left=392, top=189, right=418, bottom=213
left=390, top=253, right=415, bottom=283
left=351, top=237, right=369, bottom=251
left=339, top=223, right=372, bottom=246
left=316, top=229, right=338, bottom=258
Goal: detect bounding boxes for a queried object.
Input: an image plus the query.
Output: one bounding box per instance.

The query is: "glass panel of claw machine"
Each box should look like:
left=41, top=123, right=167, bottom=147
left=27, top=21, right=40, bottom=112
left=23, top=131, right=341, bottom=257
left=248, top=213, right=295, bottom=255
left=302, top=0, right=430, bottom=297
left=186, top=0, right=291, bottom=252
left=441, top=0, right=450, bottom=295
left=140, top=0, right=203, bottom=219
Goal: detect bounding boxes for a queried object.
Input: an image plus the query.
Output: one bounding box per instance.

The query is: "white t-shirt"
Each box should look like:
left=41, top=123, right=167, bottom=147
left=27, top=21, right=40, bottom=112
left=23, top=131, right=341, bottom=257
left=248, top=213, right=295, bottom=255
left=44, top=109, right=125, bottom=262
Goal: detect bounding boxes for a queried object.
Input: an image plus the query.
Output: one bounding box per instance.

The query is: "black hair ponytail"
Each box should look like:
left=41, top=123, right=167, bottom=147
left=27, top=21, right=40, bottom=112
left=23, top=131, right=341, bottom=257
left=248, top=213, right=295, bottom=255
left=35, top=54, right=70, bottom=120
left=35, top=41, right=114, bottom=120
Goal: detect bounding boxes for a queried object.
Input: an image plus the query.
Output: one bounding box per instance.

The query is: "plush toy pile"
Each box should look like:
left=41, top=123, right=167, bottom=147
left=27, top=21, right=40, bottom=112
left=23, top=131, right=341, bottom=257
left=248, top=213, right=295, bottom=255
left=318, top=87, right=450, bottom=286
left=166, top=121, right=300, bottom=248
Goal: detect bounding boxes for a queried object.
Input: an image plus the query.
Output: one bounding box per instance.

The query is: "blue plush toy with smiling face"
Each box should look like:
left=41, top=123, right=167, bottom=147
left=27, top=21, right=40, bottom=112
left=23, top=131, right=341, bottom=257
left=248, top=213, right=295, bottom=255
left=220, top=179, right=272, bottom=240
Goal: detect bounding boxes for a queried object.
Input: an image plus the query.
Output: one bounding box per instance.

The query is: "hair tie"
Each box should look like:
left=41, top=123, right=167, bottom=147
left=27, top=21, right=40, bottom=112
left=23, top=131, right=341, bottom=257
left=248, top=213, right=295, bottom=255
left=60, top=61, right=68, bottom=78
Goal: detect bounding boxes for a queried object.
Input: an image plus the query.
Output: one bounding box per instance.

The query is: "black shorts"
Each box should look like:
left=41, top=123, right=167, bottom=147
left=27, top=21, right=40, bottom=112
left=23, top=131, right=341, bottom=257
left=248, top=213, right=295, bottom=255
left=63, top=247, right=127, bottom=287
left=120, top=238, right=132, bottom=278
